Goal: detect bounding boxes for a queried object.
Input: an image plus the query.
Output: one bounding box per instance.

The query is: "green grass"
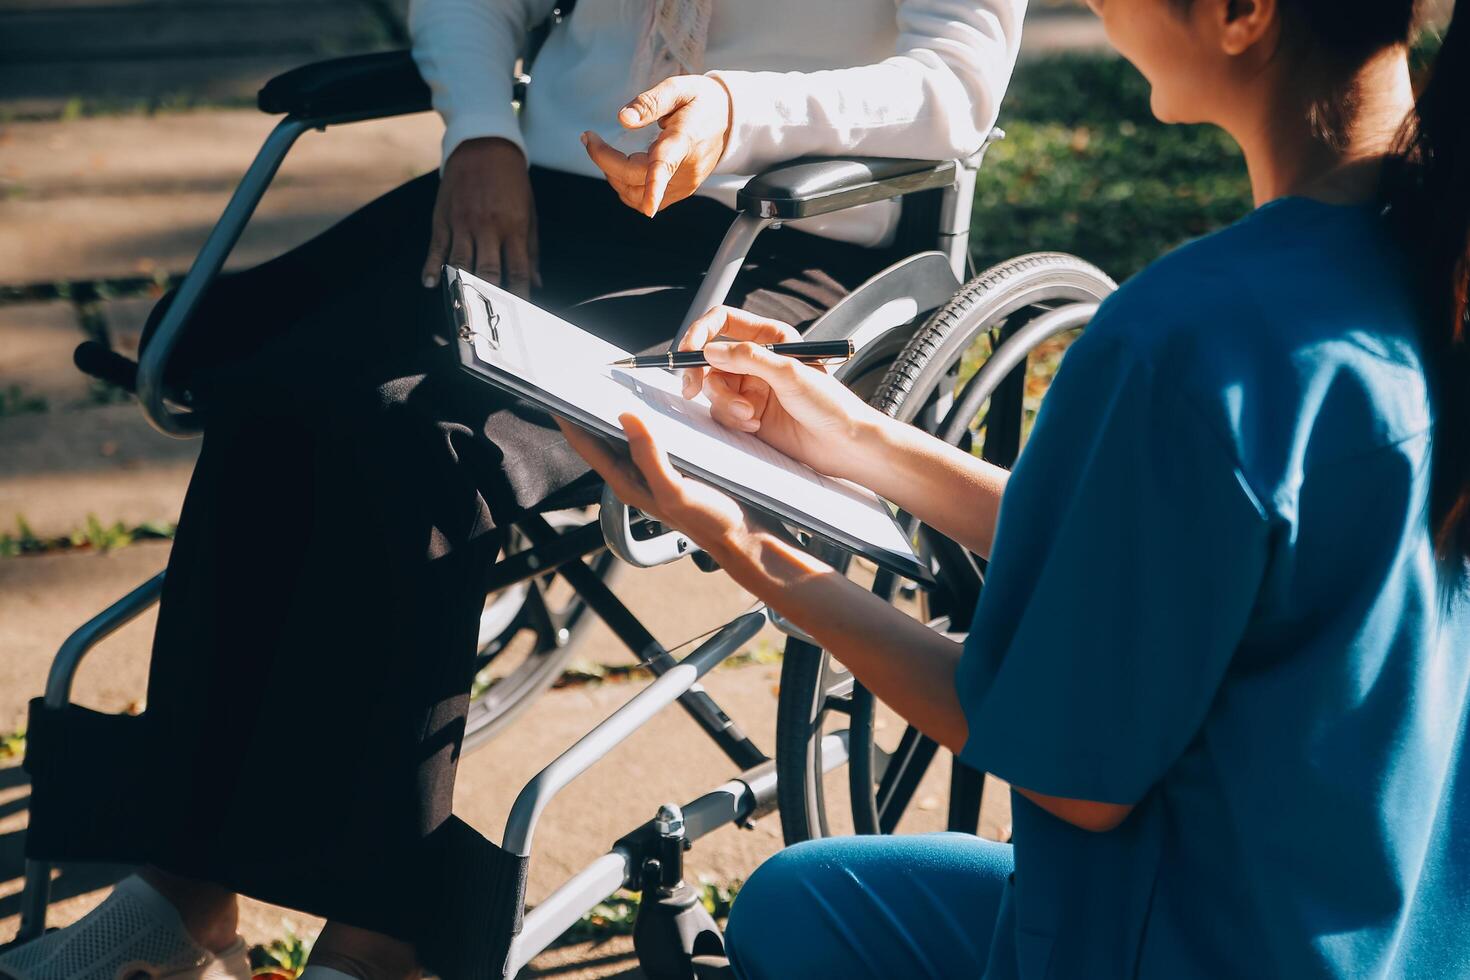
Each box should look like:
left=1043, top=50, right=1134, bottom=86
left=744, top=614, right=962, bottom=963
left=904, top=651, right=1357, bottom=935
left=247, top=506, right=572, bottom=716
left=977, top=30, right=1448, bottom=283
left=0, top=384, right=49, bottom=418
left=0, top=515, right=176, bottom=559
left=248, top=928, right=313, bottom=979
left=0, top=729, right=24, bottom=764
left=943, top=53, right=1254, bottom=453
left=0, top=275, right=176, bottom=311
left=559, top=877, right=742, bottom=945
left=972, top=54, right=1252, bottom=283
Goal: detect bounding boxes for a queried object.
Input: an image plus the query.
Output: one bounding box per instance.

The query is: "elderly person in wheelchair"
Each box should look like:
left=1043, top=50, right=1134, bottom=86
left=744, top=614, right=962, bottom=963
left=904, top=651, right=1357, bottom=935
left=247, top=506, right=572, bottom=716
left=1, top=2, right=1027, bottom=979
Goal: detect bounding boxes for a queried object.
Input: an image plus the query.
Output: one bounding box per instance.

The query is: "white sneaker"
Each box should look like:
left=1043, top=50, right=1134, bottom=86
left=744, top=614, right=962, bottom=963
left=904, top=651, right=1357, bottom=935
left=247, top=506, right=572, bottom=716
left=0, top=876, right=250, bottom=980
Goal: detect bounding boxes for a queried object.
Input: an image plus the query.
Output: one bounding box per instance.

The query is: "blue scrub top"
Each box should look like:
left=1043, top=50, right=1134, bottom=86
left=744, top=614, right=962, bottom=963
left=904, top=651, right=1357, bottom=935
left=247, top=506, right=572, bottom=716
left=957, top=197, right=1470, bottom=978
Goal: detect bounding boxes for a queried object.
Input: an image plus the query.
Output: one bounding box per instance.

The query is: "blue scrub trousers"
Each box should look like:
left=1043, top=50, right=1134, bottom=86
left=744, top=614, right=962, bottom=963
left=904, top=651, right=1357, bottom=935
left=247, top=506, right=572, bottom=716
left=725, top=833, right=1014, bottom=979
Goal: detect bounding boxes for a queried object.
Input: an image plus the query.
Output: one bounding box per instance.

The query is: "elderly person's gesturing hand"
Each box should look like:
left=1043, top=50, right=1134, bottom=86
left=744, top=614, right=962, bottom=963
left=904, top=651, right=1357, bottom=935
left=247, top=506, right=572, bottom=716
left=582, top=75, right=733, bottom=217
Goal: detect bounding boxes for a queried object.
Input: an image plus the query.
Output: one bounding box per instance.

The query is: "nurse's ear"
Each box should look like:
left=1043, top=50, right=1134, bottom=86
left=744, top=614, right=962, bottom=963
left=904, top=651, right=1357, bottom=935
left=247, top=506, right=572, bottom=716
left=1208, top=0, right=1281, bottom=58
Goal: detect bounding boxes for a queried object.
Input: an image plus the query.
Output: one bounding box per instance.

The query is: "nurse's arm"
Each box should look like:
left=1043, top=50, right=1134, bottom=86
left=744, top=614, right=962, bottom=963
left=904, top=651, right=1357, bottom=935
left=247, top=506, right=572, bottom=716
left=705, top=527, right=1139, bottom=834
left=1012, top=789, right=1134, bottom=832
left=851, top=411, right=1011, bottom=561
left=563, top=415, right=1134, bottom=836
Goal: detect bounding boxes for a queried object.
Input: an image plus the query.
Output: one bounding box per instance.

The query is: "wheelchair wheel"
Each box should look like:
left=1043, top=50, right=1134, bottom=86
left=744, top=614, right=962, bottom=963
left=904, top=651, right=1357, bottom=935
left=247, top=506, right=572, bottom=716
left=461, top=508, right=617, bottom=752
left=776, top=253, right=1116, bottom=842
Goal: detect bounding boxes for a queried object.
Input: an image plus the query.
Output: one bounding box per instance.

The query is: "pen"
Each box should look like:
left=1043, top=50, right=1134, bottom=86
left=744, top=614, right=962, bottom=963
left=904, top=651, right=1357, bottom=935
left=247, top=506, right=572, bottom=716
left=610, top=339, right=854, bottom=370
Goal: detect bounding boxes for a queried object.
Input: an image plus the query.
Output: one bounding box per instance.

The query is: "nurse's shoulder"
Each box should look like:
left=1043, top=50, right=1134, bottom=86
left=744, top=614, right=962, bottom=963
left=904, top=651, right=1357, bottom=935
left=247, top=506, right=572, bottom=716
left=1083, top=199, right=1344, bottom=369
left=1077, top=197, right=1431, bottom=511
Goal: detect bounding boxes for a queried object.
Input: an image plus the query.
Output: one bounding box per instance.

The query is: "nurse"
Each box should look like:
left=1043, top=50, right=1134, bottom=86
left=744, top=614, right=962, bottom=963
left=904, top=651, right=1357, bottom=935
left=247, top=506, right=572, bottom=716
left=561, top=0, right=1470, bottom=976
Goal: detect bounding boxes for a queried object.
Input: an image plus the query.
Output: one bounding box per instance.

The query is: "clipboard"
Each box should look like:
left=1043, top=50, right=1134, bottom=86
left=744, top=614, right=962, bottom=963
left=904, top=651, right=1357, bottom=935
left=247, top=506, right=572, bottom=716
left=444, top=267, right=931, bottom=584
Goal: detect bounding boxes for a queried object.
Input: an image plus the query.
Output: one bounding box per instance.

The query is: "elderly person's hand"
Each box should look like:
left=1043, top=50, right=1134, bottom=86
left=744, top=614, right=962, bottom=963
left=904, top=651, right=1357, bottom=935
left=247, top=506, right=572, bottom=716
left=422, top=137, right=540, bottom=296
left=582, top=75, right=733, bottom=217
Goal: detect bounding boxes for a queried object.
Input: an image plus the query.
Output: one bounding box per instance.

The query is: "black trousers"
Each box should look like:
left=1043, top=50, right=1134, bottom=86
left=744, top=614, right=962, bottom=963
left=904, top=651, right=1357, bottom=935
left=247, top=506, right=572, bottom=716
left=24, top=168, right=900, bottom=978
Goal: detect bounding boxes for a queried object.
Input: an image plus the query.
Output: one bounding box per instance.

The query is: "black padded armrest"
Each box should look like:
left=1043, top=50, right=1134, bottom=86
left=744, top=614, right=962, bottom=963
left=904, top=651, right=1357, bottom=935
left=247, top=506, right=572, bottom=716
left=736, top=157, right=957, bottom=220
left=258, top=50, right=432, bottom=120
left=74, top=341, right=139, bottom=393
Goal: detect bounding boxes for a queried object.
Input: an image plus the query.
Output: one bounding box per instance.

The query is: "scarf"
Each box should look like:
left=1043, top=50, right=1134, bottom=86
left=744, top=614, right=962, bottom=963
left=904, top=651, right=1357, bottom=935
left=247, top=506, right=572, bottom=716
left=631, top=0, right=714, bottom=92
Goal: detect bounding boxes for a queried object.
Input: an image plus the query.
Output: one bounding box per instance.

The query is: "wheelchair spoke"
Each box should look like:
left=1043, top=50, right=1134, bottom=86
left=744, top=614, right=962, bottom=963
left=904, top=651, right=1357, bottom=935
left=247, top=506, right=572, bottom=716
left=871, top=741, right=895, bottom=782
left=822, top=693, right=854, bottom=716
left=475, top=581, right=533, bottom=654
left=919, top=525, right=984, bottom=627
left=811, top=722, right=832, bottom=839
left=946, top=760, right=987, bottom=835
left=874, top=725, right=940, bottom=835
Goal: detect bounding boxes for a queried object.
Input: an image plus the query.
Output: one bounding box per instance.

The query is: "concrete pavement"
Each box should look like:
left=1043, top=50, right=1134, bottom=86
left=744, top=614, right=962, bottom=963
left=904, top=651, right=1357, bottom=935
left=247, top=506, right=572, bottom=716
left=0, top=110, right=443, bottom=286
left=0, top=0, right=411, bottom=120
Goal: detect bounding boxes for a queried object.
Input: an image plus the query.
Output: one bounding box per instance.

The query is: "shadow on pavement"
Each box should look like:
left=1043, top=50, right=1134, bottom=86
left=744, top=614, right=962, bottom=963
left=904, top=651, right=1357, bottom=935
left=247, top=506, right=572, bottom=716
left=523, top=947, right=643, bottom=978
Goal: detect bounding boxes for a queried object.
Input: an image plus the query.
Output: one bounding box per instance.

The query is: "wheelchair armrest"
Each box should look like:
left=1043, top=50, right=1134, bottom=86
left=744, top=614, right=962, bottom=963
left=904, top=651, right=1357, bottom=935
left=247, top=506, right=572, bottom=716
left=257, top=50, right=432, bottom=121
left=74, top=342, right=139, bottom=393
left=736, top=157, right=958, bottom=220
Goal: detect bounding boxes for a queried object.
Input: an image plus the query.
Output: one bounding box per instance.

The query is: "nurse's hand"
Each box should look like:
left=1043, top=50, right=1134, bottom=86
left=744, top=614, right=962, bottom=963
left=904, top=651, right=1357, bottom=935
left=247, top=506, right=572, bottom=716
left=678, top=306, right=893, bottom=484
left=555, top=414, right=759, bottom=556
left=582, top=74, right=733, bottom=217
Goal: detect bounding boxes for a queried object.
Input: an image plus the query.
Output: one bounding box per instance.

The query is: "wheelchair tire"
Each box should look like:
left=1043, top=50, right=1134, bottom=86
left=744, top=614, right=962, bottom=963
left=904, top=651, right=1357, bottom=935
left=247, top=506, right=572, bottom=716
left=776, top=252, right=1116, bottom=844
left=461, top=510, right=618, bottom=753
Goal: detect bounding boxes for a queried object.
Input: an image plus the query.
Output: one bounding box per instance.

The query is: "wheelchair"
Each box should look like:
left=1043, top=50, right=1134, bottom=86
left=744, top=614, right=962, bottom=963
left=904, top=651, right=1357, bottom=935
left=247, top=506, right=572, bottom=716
left=12, top=26, right=1116, bottom=980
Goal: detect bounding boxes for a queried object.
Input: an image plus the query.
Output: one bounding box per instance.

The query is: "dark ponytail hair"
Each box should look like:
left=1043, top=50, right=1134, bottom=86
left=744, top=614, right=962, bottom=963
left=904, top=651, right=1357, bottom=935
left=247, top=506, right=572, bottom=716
left=1385, top=3, right=1470, bottom=570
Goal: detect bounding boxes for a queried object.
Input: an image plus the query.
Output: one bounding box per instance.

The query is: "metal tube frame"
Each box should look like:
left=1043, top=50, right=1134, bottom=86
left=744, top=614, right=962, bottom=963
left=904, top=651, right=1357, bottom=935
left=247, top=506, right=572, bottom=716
left=480, top=517, right=610, bottom=594
left=502, top=611, right=765, bottom=857
left=15, top=573, right=167, bottom=943
left=519, top=512, right=769, bottom=772
left=505, top=732, right=849, bottom=976
left=938, top=129, right=1000, bottom=280
left=669, top=211, right=774, bottom=350
left=598, top=484, right=697, bottom=568
left=137, top=116, right=307, bottom=436
left=136, top=107, right=399, bottom=438
left=938, top=165, right=977, bottom=281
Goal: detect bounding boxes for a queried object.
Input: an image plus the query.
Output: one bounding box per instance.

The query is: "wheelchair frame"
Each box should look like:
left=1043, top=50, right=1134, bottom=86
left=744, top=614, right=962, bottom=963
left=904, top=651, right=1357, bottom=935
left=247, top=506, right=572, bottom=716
left=14, top=42, right=1051, bottom=978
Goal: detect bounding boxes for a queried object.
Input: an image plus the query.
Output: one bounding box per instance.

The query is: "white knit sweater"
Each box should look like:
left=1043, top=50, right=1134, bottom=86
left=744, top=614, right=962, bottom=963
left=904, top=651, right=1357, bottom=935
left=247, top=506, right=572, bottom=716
left=409, top=0, right=1026, bottom=246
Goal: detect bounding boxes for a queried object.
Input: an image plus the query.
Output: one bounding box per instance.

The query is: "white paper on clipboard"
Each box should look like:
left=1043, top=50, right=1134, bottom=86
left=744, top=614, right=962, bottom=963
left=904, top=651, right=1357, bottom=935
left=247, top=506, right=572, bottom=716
left=446, top=268, right=924, bottom=581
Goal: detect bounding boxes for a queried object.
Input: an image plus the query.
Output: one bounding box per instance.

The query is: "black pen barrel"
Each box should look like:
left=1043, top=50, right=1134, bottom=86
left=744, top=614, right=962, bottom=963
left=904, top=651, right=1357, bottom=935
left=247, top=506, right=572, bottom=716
left=766, top=341, right=853, bottom=358
left=616, top=339, right=854, bottom=370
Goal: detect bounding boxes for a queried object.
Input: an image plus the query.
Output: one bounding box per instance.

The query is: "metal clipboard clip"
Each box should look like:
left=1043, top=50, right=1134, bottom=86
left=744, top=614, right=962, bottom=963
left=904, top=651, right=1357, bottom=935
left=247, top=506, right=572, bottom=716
left=454, top=282, right=502, bottom=350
